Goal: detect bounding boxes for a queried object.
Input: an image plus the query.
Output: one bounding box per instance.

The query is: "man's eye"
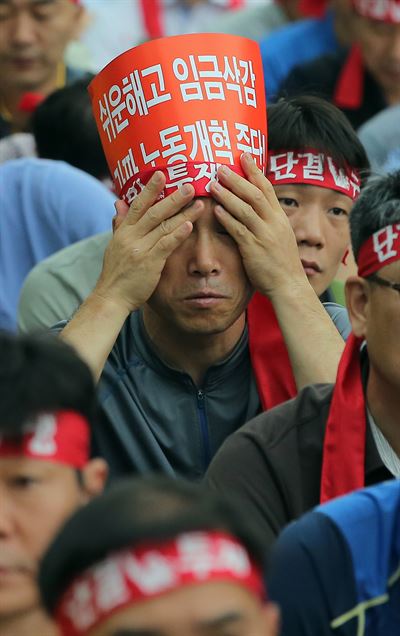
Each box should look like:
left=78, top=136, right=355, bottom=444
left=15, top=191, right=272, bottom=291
left=329, top=207, right=348, bottom=217
left=10, top=475, right=39, bottom=489
left=278, top=198, right=297, bottom=207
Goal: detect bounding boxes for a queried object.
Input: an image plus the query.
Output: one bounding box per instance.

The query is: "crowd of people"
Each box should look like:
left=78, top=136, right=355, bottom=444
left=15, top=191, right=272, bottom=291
left=0, top=1, right=399, bottom=635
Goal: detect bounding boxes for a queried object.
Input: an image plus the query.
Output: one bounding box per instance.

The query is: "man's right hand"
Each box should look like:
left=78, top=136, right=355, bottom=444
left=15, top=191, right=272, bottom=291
left=60, top=172, right=202, bottom=381
left=93, top=171, right=202, bottom=314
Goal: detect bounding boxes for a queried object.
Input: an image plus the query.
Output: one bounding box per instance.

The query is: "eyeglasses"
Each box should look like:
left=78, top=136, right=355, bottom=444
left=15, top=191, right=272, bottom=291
left=368, top=273, right=400, bottom=294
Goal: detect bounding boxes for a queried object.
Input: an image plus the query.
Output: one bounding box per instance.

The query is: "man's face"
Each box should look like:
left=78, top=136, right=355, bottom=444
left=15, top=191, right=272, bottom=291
left=92, top=581, right=277, bottom=636
left=274, top=183, right=352, bottom=296
left=356, top=16, right=400, bottom=98
left=0, top=0, right=84, bottom=92
left=0, top=456, right=104, bottom=622
left=364, top=260, right=400, bottom=391
left=145, top=198, right=253, bottom=338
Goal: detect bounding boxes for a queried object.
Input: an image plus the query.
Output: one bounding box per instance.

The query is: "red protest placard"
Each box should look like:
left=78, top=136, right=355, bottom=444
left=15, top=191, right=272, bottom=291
left=89, top=33, right=267, bottom=203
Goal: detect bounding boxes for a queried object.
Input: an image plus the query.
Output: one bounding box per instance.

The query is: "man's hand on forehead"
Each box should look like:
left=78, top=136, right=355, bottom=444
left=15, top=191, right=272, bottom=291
left=95, top=172, right=203, bottom=314
left=209, top=153, right=307, bottom=299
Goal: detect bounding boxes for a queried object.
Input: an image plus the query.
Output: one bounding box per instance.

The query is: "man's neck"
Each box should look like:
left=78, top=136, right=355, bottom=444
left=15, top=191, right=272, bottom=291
left=0, top=607, right=57, bottom=636
left=142, top=307, right=246, bottom=387
left=367, top=371, right=400, bottom=456
left=0, top=66, right=64, bottom=130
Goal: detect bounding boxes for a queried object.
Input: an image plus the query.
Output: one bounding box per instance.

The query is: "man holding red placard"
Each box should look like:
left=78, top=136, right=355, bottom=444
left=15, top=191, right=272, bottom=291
left=59, top=34, right=365, bottom=480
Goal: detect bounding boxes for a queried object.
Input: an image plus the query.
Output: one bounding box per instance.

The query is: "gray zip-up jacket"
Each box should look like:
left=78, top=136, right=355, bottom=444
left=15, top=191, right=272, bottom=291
left=86, top=303, right=351, bottom=480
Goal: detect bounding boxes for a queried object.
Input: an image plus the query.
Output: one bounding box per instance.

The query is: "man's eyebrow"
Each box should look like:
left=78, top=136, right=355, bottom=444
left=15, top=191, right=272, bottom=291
left=198, top=611, right=245, bottom=629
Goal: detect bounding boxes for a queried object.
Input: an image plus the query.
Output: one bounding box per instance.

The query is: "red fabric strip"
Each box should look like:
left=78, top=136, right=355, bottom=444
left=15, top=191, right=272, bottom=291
left=333, top=44, right=364, bottom=110
left=320, top=334, right=366, bottom=503
left=56, top=531, right=266, bottom=636
left=0, top=411, right=90, bottom=469
left=248, top=292, right=297, bottom=411
left=140, top=0, right=164, bottom=39
left=358, top=224, right=400, bottom=277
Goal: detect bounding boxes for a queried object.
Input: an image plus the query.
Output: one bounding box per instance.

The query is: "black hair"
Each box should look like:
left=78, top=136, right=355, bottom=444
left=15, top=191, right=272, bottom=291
left=0, top=332, right=97, bottom=436
left=267, top=95, right=370, bottom=185
left=350, top=170, right=400, bottom=260
left=39, top=475, right=268, bottom=615
left=32, top=75, right=109, bottom=180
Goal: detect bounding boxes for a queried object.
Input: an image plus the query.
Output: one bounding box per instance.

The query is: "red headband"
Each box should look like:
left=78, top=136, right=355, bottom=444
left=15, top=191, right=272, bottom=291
left=358, top=223, right=400, bottom=277
left=267, top=151, right=361, bottom=200
left=0, top=411, right=90, bottom=469
left=353, top=0, right=400, bottom=23
left=320, top=223, right=400, bottom=503
left=55, top=531, right=266, bottom=636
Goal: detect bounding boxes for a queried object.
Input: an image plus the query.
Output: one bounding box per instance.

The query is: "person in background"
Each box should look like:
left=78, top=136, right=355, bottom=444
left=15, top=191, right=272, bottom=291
left=0, top=77, right=110, bottom=186
left=0, top=332, right=107, bottom=636
left=208, top=0, right=299, bottom=42
left=0, top=0, right=88, bottom=138
left=39, top=476, right=280, bottom=636
left=206, top=169, right=400, bottom=550
left=279, top=0, right=400, bottom=128
left=358, top=104, right=400, bottom=173
left=0, top=158, right=114, bottom=332
left=79, top=0, right=267, bottom=72
left=267, top=481, right=400, bottom=635
left=260, top=0, right=355, bottom=99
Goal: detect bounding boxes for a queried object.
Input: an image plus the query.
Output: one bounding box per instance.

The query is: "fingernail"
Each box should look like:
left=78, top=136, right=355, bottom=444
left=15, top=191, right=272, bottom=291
left=212, top=181, right=222, bottom=192
left=153, top=171, right=163, bottom=183
left=180, top=183, right=192, bottom=195
left=219, top=165, right=230, bottom=176
left=242, top=152, right=254, bottom=163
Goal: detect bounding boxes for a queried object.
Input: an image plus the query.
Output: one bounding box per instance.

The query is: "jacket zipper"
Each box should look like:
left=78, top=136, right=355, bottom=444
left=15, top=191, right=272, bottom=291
left=197, top=389, right=211, bottom=470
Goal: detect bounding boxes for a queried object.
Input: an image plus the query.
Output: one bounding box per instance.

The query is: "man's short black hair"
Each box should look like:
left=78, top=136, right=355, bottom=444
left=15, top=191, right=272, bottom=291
left=32, top=76, right=109, bottom=181
left=39, top=476, right=268, bottom=615
left=0, top=332, right=97, bottom=436
left=267, top=96, right=370, bottom=185
left=350, top=170, right=400, bottom=260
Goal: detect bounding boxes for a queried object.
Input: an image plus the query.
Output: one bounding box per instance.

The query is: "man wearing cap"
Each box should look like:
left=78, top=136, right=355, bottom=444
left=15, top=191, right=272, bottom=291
left=0, top=0, right=87, bottom=138
left=207, top=170, right=400, bottom=550
left=38, top=475, right=280, bottom=636
left=280, top=0, right=400, bottom=128
left=59, top=88, right=368, bottom=479
left=0, top=332, right=107, bottom=636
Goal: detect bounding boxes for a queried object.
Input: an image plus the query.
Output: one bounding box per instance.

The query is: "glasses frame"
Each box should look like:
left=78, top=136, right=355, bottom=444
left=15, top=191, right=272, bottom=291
left=368, top=273, right=400, bottom=294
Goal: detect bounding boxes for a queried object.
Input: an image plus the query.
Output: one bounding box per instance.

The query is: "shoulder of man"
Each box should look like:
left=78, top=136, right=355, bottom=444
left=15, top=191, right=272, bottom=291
left=18, top=232, right=111, bottom=333
left=323, top=301, right=351, bottom=340
left=205, top=383, right=334, bottom=550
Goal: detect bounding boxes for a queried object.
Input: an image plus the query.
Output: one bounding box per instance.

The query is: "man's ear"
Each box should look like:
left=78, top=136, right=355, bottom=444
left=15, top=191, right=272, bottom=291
left=344, top=275, right=370, bottom=338
left=80, top=458, right=108, bottom=501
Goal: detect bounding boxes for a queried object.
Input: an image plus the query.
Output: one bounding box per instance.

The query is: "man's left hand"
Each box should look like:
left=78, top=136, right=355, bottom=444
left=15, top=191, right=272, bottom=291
left=209, top=153, right=307, bottom=300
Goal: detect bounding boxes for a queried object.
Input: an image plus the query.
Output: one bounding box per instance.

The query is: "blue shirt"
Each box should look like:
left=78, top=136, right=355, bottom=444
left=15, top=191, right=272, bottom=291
left=268, top=481, right=400, bottom=635
left=0, top=158, right=114, bottom=332
left=259, top=10, right=339, bottom=100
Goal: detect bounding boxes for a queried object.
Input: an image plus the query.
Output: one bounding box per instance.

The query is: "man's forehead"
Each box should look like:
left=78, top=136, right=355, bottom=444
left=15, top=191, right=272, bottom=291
left=0, top=455, right=55, bottom=472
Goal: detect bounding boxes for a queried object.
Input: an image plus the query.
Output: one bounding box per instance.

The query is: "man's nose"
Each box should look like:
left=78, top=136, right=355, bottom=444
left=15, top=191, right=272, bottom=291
left=188, top=235, right=221, bottom=276
left=292, top=208, right=325, bottom=248
left=9, top=12, right=38, bottom=47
